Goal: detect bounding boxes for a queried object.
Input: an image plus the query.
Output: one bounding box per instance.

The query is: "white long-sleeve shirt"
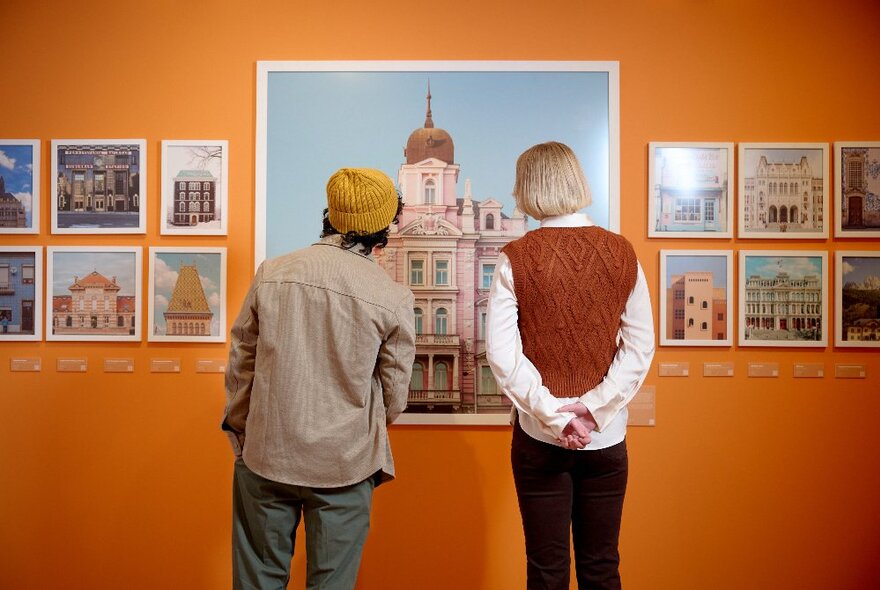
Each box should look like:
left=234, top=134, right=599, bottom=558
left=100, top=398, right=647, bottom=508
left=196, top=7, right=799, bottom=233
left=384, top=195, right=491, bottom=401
left=486, top=213, right=655, bottom=450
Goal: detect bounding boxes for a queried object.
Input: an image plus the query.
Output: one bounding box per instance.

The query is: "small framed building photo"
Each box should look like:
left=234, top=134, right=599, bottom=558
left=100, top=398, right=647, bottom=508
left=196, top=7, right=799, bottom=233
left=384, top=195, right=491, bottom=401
left=160, top=140, right=228, bottom=235
left=648, top=143, right=733, bottom=238
left=0, top=246, right=43, bottom=341
left=51, top=140, right=146, bottom=234
left=834, top=142, right=880, bottom=237
left=835, top=251, right=880, bottom=347
left=738, top=143, right=829, bottom=239
left=148, top=247, right=227, bottom=343
left=46, top=246, right=142, bottom=342
left=0, top=140, right=40, bottom=235
left=659, top=250, right=733, bottom=346
left=739, top=250, right=828, bottom=347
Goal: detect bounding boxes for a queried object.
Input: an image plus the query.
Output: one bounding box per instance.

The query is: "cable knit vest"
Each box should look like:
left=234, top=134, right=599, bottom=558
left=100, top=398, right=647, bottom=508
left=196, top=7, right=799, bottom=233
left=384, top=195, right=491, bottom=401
left=502, top=226, right=638, bottom=398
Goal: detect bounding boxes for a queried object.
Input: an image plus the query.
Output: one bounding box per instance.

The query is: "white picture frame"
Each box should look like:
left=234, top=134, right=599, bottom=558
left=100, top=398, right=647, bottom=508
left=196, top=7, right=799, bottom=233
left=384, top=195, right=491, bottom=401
left=160, top=140, right=229, bottom=235
left=834, top=141, right=880, bottom=238
left=659, top=250, right=733, bottom=346
left=738, top=250, right=828, bottom=347
left=148, top=247, right=227, bottom=343
left=737, top=143, right=829, bottom=239
left=835, top=251, right=880, bottom=347
left=51, top=139, right=147, bottom=234
left=0, top=139, right=40, bottom=235
left=648, top=142, right=733, bottom=238
left=46, top=246, right=142, bottom=342
left=0, top=246, right=43, bottom=341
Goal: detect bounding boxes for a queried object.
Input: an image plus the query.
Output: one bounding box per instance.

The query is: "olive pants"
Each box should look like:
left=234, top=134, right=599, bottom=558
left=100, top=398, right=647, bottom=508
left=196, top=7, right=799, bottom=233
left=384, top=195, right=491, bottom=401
left=232, top=459, right=375, bottom=590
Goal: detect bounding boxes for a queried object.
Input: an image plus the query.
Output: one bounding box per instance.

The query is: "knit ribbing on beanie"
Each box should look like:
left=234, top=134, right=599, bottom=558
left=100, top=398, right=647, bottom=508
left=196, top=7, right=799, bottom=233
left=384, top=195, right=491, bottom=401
left=326, top=168, right=398, bottom=234
left=502, top=226, right=638, bottom=398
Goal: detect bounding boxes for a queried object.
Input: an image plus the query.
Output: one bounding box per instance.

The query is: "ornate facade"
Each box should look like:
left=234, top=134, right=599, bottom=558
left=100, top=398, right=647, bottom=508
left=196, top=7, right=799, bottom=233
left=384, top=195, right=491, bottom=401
left=163, top=264, right=213, bottom=336
left=743, top=271, right=821, bottom=335
left=171, top=170, right=217, bottom=226
left=55, top=146, right=140, bottom=213
left=52, top=271, right=135, bottom=335
left=743, top=155, right=823, bottom=231
left=376, top=88, right=527, bottom=414
left=0, top=177, right=26, bottom=228
left=840, top=147, right=880, bottom=230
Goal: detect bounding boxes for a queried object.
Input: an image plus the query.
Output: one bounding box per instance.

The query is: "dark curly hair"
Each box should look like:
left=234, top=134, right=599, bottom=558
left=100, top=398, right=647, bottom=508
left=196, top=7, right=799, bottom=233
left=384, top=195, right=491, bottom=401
left=320, top=194, right=405, bottom=254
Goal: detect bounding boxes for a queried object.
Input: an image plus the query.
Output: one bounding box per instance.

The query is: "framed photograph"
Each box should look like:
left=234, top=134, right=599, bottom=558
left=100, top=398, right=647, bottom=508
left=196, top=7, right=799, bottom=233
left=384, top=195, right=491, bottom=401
left=46, top=246, right=142, bottom=342
left=738, top=143, right=829, bottom=239
left=0, top=246, right=42, bottom=341
left=256, top=61, right=620, bottom=425
left=739, top=250, right=828, bottom=347
left=148, top=247, right=227, bottom=342
left=834, top=142, right=880, bottom=237
left=51, top=140, right=146, bottom=234
left=0, top=140, right=40, bottom=234
left=835, top=251, right=880, bottom=347
left=648, top=143, right=733, bottom=238
left=160, top=140, right=228, bottom=235
left=659, top=250, right=733, bottom=346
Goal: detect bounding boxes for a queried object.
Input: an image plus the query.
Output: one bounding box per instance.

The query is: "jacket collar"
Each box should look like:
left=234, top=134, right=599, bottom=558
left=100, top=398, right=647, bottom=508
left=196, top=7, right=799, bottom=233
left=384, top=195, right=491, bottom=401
left=314, top=234, right=375, bottom=260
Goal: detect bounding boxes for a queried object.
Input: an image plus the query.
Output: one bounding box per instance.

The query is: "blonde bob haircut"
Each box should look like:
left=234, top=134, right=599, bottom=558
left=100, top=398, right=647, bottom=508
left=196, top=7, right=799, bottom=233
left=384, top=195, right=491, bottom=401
left=512, top=141, right=592, bottom=220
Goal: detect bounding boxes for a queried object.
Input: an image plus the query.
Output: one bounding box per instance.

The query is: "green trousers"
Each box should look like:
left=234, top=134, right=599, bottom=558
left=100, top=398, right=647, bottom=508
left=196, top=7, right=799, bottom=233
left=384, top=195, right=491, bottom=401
left=232, top=459, right=375, bottom=590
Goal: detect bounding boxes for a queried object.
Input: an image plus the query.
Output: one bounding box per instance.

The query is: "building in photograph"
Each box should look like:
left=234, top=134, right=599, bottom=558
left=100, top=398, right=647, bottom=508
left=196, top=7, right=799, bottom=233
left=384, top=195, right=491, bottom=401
left=743, top=270, right=822, bottom=337
left=0, top=177, right=27, bottom=228
left=743, top=155, right=823, bottom=231
left=845, top=318, right=880, bottom=341
left=665, top=271, right=727, bottom=341
left=840, top=147, right=880, bottom=230
left=653, top=148, right=727, bottom=233
left=56, top=146, right=140, bottom=214
left=52, top=271, right=135, bottom=335
left=0, top=253, right=36, bottom=334
left=376, top=88, right=527, bottom=414
left=163, top=263, right=213, bottom=336
left=171, top=170, right=217, bottom=226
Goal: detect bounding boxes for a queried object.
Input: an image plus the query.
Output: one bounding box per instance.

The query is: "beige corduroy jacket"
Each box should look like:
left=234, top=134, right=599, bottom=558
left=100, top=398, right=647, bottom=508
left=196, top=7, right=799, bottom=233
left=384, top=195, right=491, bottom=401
left=222, top=234, right=416, bottom=487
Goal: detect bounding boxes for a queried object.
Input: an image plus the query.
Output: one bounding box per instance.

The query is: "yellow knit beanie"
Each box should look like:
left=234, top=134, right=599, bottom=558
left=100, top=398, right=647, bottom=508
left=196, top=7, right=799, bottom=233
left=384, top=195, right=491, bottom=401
left=326, top=168, right=399, bottom=234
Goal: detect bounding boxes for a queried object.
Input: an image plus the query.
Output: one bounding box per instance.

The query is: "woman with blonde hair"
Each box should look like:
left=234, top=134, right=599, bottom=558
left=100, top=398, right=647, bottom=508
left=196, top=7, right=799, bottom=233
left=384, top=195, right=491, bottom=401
left=487, top=141, right=655, bottom=589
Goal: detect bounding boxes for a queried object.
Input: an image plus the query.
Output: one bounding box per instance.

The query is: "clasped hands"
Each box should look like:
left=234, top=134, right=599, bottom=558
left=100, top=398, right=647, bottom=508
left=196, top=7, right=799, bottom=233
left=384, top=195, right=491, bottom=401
left=556, top=402, right=597, bottom=450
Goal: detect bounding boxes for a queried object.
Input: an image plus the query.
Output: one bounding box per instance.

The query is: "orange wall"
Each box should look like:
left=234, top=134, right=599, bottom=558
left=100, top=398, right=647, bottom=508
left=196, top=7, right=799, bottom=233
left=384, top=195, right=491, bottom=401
left=2, top=1, right=879, bottom=588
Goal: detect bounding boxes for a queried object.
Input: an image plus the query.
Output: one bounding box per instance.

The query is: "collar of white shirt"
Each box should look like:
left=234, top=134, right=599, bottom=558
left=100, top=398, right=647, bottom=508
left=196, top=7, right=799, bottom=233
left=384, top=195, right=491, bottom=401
left=539, top=212, right=595, bottom=228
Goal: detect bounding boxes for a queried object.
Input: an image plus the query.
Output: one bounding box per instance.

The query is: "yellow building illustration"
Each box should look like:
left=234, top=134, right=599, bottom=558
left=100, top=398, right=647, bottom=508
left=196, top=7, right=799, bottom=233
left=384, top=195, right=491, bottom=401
left=163, top=264, right=213, bottom=336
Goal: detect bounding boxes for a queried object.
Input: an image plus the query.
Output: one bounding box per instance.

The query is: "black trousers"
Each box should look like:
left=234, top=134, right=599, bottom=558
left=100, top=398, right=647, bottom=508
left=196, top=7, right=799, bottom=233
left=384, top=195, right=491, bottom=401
left=511, top=419, right=628, bottom=590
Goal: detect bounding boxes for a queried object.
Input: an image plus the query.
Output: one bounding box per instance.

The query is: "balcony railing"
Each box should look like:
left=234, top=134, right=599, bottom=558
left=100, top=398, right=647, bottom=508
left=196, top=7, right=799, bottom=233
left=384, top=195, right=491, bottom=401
left=408, top=389, right=461, bottom=403
left=415, top=334, right=460, bottom=346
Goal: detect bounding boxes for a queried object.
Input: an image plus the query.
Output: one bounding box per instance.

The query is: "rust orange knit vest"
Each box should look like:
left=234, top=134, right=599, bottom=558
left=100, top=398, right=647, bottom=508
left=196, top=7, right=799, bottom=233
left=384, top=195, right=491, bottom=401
left=502, top=226, right=638, bottom=398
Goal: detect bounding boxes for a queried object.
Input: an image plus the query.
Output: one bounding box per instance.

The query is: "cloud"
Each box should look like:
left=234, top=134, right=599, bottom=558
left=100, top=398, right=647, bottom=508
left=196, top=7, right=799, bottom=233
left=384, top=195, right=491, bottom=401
left=154, top=294, right=169, bottom=310
left=842, top=261, right=855, bottom=276
left=208, top=291, right=221, bottom=308
left=14, top=192, right=32, bottom=212
left=0, top=150, right=14, bottom=170
left=25, top=164, right=33, bottom=173
left=153, top=257, right=179, bottom=290
left=200, top=275, right=217, bottom=291
left=751, top=256, right=822, bottom=279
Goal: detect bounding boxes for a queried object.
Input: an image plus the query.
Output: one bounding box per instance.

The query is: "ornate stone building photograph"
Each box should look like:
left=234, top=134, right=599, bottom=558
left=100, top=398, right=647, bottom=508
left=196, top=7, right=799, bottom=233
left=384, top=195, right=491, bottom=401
left=739, top=143, right=828, bottom=239
left=739, top=251, right=828, bottom=347
left=161, top=141, right=228, bottom=236
left=835, top=252, right=880, bottom=348
left=0, top=140, right=39, bottom=234
left=659, top=250, right=732, bottom=346
left=51, top=141, right=146, bottom=234
left=835, top=143, right=880, bottom=237
left=148, top=247, right=226, bottom=343
left=257, top=64, right=619, bottom=422
left=47, top=247, right=141, bottom=342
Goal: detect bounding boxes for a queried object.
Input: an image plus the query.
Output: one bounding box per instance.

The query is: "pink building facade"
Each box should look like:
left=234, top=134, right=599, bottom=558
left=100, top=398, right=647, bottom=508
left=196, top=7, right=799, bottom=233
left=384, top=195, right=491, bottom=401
left=375, top=89, right=527, bottom=414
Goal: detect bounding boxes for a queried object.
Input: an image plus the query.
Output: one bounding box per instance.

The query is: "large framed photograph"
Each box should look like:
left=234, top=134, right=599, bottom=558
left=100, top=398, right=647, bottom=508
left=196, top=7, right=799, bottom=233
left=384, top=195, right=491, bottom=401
left=835, top=142, right=880, bottom=237
left=738, top=143, right=829, bottom=239
left=148, top=247, right=227, bottom=342
left=46, top=246, right=142, bottom=342
left=256, top=61, right=620, bottom=425
left=835, top=251, right=880, bottom=347
left=0, top=140, right=40, bottom=234
left=160, top=140, right=228, bottom=235
left=648, top=143, right=733, bottom=238
left=0, top=246, right=42, bottom=341
left=659, top=250, right=733, bottom=346
left=51, top=140, right=146, bottom=234
left=739, top=250, right=828, bottom=347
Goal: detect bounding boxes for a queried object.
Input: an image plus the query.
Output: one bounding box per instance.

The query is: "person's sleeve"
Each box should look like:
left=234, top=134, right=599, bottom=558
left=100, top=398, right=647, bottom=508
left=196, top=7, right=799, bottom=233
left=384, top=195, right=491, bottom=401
left=579, top=261, right=656, bottom=432
left=486, top=253, right=575, bottom=439
left=221, top=263, right=263, bottom=456
left=380, top=290, right=416, bottom=425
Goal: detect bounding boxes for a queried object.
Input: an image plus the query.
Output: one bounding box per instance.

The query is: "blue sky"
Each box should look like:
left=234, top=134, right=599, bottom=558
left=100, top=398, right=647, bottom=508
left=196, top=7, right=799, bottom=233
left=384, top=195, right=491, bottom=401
left=665, top=254, right=728, bottom=288
left=840, top=256, right=880, bottom=284
left=266, top=70, right=610, bottom=257
left=52, top=252, right=137, bottom=296
left=745, top=255, right=823, bottom=279
left=742, top=148, right=823, bottom=177
left=0, top=144, right=34, bottom=224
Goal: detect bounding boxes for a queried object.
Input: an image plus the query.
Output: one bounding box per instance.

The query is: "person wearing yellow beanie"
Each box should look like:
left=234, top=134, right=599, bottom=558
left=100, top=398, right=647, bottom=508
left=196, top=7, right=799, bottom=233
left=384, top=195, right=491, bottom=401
left=224, top=166, right=414, bottom=590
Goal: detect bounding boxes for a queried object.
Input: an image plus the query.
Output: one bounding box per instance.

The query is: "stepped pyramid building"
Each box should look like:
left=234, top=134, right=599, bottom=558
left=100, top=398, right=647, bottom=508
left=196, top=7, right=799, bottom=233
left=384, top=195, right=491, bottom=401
left=164, top=264, right=213, bottom=336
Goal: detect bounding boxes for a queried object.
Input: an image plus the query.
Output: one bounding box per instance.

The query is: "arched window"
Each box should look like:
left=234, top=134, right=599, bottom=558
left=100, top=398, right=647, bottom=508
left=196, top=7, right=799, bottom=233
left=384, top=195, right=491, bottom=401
left=434, top=362, right=448, bottom=390
left=769, top=206, right=778, bottom=223
left=688, top=318, right=694, bottom=327
left=424, top=179, right=436, bottom=204
left=435, top=308, right=448, bottom=335
left=701, top=300, right=708, bottom=309
left=485, top=213, right=495, bottom=230
left=411, top=362, right=424, bottom=390
left=688, top=295, right=695, bottom=304
left=701, top=322, right=708, bottom=330
left=179, top=182, right=185, bottom=190
left=179, top=202, right=186, bottom=212
left=780, top=206, right=788, bottom=223
left=414, top=308, right=423, bottom=335
left=117, top=316, right=124, bottom=327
